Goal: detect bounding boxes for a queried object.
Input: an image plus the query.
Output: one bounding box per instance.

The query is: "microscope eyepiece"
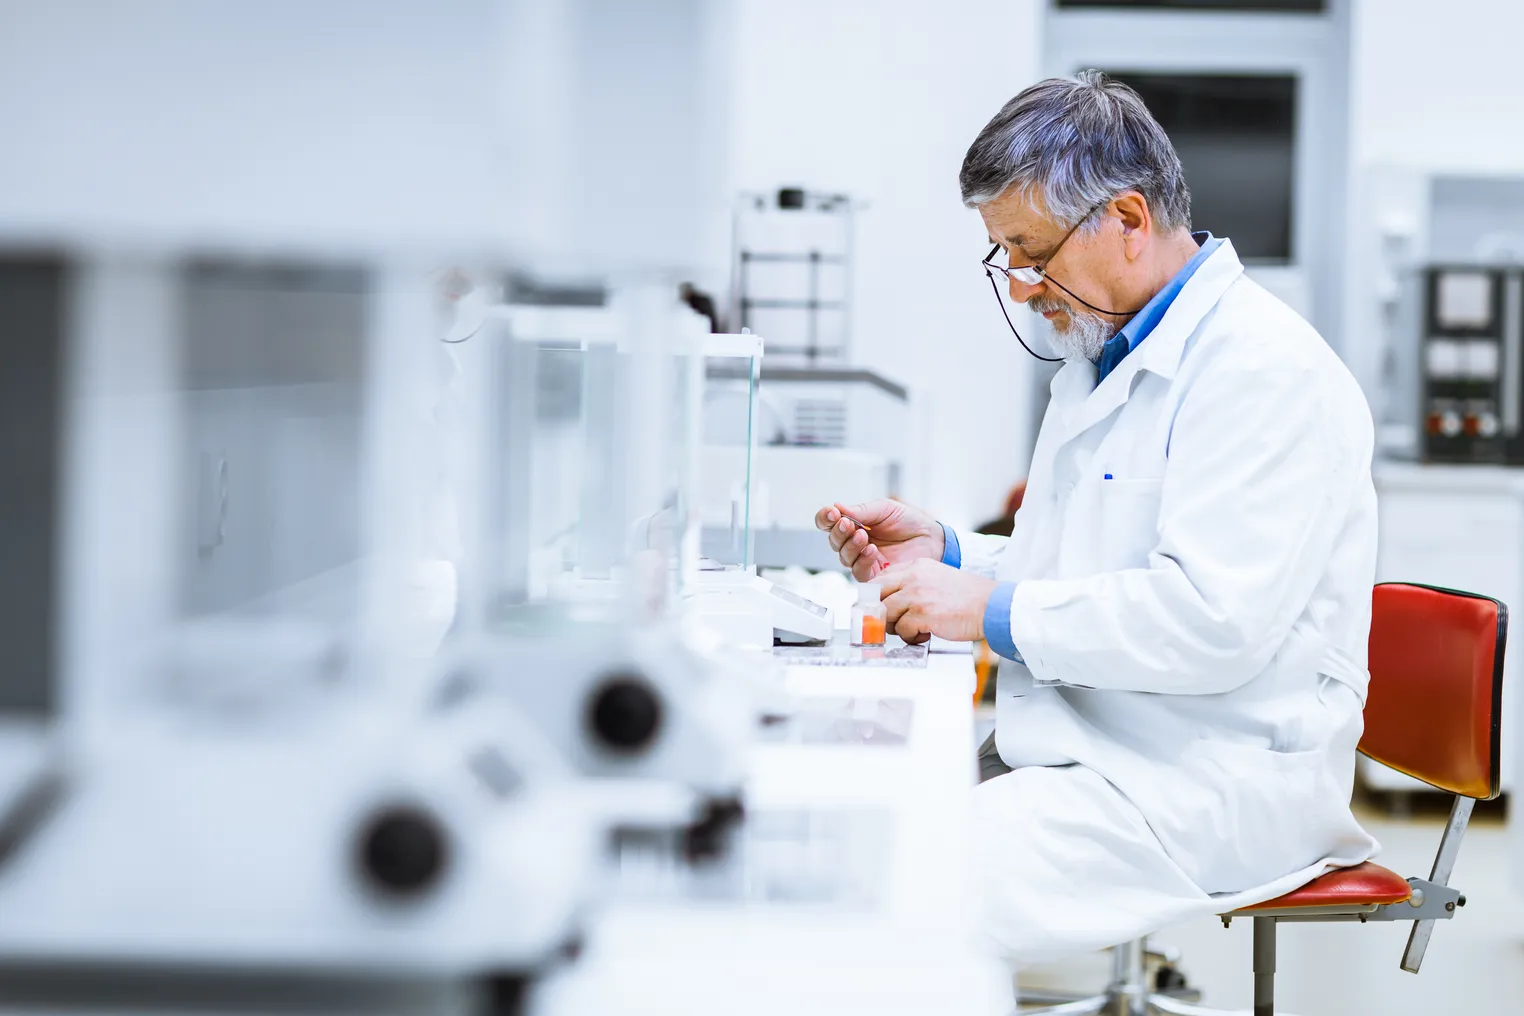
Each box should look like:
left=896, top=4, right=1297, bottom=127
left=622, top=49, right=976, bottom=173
left=587, top=676, right=663, bottom=754
left=356, top=805, right=448, bottom=898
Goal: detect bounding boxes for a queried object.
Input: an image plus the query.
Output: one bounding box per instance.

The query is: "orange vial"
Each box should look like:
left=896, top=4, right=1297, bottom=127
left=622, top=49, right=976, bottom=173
left=851, top=582, right=887, bottom=647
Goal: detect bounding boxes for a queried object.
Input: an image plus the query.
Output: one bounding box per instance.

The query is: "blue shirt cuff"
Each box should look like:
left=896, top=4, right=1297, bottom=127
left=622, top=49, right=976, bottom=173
left=983, top=582, right=1024, bottom=663
left=939, top=523, right=961, bottom=569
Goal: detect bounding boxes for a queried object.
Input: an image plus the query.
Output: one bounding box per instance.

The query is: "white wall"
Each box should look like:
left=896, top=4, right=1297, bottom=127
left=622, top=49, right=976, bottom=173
left=724, top=0, right=1045, bottom=529
left=1341, top=0, right=1524, bottom=419
left=0, top=1, right=519, bottom=256
left=0, top=0, right=728, bottom=274
left=1349, top=0, right=1524, bottom=174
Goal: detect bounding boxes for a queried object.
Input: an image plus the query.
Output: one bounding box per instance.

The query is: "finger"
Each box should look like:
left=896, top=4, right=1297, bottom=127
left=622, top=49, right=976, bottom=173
left=815, top=505, right=841, bottom=531
left=894, top=610, right=929, bottom=643
left=851, top=551, right=883, bottom=582
left=850, top=544, right=884, bottom=579
left=829, top=515, right=864, bottom=552
left=903, top=631, right=931, bottom=645
left=882, top=588, right=913, bottom=626
left=827, top=516, right=858, bottom=553
left=838, top=528, right=871, bottom=569
left=875, top=565, right=909, bottom=597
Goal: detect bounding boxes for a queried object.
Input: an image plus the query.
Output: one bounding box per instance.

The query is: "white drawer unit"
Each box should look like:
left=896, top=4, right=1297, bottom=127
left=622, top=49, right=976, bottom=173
left=1370, top=463, right=1524, bottom=794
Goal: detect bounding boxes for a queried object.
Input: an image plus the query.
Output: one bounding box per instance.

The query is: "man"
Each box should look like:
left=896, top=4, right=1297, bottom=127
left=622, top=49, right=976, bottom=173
left=814, top=71, right=1378, bottom=962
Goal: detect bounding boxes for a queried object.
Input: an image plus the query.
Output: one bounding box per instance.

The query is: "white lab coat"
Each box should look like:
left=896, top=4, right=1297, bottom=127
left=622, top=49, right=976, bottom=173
left=962, top=240, right=1379, bottom=963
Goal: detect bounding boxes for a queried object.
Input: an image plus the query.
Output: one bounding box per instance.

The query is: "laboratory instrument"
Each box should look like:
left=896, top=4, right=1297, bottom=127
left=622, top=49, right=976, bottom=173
left=685, top=567, right=834, bottom=649
left=731, top=366, right=910, bottom=571
left=724, top=189, right=909, bottom=573
left=0, top=253, right=628, bottom=1016
left=1367, top=171, right=1524, bottom=462
left=689, top=332, right=836, bottom=644
left=1415, top=266, right=1521, bottom=463
left=439, top=290, right=761, bottom=837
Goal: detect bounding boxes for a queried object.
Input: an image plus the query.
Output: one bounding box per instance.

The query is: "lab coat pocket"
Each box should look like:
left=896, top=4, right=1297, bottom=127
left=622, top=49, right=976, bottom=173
left=1169, top=740, right=1327, bottom=894
left=1098, top=478, right=1164, bottom=571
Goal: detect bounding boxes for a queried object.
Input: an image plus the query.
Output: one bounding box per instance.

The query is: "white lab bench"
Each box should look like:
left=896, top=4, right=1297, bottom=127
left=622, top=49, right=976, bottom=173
left=535, top=645, right=1011, bottom=1016
left=1369, top=462, right=1523, bottom=795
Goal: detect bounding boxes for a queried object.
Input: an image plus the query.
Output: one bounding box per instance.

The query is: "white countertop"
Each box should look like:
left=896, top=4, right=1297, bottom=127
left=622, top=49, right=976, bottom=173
left=1374, top=459, right=1524, bottom=492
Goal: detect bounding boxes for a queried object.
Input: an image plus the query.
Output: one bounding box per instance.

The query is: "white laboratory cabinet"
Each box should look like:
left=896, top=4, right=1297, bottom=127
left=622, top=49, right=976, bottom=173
left=1369, top=463, right=1523, bottom=795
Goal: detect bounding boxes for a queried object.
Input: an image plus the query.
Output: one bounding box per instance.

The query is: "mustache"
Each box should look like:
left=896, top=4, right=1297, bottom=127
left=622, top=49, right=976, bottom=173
left=1027, top=295, right=1070, bottom=316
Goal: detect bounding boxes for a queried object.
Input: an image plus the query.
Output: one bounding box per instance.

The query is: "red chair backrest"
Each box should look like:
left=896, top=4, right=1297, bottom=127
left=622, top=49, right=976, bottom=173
left=1361, top=582, right=1507, bottom=801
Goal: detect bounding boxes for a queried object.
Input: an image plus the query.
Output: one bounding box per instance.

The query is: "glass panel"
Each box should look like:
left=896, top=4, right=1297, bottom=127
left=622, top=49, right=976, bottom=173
left=172, top=261, right=370, bottom=704
left=1104, top=72, right=1297, bottom=262
left=700, top=340, right=762, bottom=570
left=179, top=262, right=369, bottom=620
left=472, top=297, right=704, bottom=621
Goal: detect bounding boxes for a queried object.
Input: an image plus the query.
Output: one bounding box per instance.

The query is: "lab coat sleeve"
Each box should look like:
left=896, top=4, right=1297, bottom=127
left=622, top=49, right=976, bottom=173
left=1006, top=356, right=1368, bottom=695
left=942, top=524, right=1009, bottom=577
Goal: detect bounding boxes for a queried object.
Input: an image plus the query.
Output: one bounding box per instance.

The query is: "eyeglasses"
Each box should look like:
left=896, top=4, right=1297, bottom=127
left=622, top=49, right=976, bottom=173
left=979, top=200, right=1143, bottom=363
left=982, top=199, right=1105, bottom=287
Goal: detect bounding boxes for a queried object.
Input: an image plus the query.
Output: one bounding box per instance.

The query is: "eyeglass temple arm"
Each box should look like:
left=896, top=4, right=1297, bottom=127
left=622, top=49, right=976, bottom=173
left=986, top=269, right=1064, bottom=363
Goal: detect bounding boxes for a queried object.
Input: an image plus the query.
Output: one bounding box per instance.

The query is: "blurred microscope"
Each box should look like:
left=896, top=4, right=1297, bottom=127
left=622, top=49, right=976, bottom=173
left=0, top=265, right=765, bottom=1016
left=0, top=1, right=759, bottom=1012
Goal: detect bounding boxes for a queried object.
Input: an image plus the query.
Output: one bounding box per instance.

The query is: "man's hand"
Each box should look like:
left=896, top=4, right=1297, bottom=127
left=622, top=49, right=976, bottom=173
left=814, top=499, right=944, bottom=581
left=877, top=559, right=997, bottom=644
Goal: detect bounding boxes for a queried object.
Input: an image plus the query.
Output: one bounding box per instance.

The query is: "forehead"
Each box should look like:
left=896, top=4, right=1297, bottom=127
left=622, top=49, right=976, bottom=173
left=977, top=185, right=1061, bottom=249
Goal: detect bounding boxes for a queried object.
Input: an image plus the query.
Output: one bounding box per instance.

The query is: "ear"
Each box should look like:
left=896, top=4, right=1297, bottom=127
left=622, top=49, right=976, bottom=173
left=1110, top=191, right=1152, bottom=261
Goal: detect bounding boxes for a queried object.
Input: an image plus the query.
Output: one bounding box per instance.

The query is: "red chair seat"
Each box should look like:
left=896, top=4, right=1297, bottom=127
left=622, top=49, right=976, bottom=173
left=1237, top=862, right=1413, bottom=912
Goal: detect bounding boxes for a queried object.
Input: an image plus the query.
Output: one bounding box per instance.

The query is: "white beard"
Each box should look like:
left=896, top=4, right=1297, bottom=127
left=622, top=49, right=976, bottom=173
left=1030, top=296, right=1115, bottom=362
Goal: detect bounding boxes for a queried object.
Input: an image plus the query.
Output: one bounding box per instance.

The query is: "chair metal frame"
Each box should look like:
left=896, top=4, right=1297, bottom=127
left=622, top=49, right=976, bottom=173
left=1019, top=582, right=1506, bottom=1016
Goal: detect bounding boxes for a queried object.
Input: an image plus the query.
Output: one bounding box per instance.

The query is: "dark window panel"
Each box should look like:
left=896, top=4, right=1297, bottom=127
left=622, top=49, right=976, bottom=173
left=0, top=256, right=65, bottom=719
left=1103, top=72, right=1297, bottom=262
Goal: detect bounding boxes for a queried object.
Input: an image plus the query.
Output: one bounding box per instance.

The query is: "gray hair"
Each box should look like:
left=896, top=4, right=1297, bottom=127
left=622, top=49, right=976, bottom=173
left=959, top=70, right=1190, bottom=233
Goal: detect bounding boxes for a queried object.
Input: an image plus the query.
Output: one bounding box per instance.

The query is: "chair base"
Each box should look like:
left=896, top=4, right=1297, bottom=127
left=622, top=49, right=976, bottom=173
left=1020, top=992, right=1274, bottom=1015
left=1019, top=923, right=1298, bottom=1016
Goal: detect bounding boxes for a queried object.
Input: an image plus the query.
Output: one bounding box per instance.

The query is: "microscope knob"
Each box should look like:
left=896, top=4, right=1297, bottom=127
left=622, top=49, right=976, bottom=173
left=357, top=805, right=449, bottom=897
left=588, top=675, right=664, bottom=753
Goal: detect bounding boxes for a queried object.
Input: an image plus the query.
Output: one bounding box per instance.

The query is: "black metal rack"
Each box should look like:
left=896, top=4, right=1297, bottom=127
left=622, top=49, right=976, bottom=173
left=730, top=189, right=856, bottom=364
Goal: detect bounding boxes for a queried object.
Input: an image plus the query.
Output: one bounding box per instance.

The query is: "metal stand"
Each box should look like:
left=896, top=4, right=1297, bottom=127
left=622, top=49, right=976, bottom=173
left=1252, top=917, right=1275, bottom=1016
left=1018, top=933, right=1302, bottom=1016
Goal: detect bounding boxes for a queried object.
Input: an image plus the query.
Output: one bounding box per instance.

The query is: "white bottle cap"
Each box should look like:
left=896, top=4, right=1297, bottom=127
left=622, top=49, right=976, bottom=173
left=856, top=582, right=881, bottom=605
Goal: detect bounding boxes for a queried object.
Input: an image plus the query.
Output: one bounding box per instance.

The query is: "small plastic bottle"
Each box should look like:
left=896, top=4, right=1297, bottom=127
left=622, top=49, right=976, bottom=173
left=851, top=582, right=887, bottom=647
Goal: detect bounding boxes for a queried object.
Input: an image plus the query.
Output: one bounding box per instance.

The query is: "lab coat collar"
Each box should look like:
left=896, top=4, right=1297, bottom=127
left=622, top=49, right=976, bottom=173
left=1051, top=239, right=1246, bottom=433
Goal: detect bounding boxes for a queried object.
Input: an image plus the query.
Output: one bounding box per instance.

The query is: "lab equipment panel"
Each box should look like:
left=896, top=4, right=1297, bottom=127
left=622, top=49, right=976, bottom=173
left=1420, top=266, right=1523, bottom=464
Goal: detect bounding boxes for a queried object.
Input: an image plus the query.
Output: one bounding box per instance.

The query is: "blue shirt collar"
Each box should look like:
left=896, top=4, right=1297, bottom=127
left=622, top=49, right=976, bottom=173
left=1094, top=231, right=1222, bottom=385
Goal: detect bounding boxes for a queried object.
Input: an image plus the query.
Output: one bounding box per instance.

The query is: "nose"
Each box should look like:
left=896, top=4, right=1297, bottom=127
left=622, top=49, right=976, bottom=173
left=1006, top=275, right=1045, bottom=304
